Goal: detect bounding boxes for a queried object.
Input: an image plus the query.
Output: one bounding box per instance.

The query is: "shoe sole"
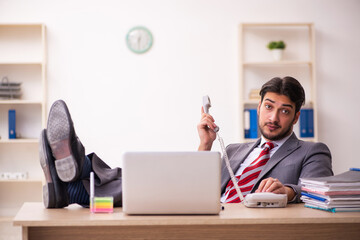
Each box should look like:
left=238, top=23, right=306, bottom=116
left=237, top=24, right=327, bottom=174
left=47, top=100, right=79, bottom=182
left=39, top=130, right=57, bottom=208
left=42, top=183, right=55, bottom=209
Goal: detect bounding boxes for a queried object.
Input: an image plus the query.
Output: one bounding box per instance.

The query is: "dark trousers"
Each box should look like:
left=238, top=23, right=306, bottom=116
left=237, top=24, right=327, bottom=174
left=82, top=153, right=123, bottom=207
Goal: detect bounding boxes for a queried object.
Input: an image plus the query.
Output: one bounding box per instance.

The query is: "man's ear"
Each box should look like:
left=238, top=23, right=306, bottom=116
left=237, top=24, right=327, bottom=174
left=293, top=111, right=301, bottom=125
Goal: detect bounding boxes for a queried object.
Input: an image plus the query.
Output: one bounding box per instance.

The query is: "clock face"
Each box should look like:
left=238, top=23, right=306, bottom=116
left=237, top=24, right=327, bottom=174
left=126, top=26, right=153, bottom=54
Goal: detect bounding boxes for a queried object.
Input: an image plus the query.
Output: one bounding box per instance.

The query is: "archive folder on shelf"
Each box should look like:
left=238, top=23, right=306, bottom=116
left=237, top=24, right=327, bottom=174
left=300, top=109, right=314, bottom=138
left=8, top=109, right=16, bottom=139
left=244, top=109, right=257, bottom=139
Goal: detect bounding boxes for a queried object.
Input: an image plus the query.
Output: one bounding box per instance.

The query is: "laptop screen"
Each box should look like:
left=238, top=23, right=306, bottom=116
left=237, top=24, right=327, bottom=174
left=121, top=151, right=221, bottom=215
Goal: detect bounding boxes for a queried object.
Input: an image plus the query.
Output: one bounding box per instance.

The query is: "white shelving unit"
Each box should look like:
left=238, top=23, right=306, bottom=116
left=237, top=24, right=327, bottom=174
left=239, top=23, right=317, bottom=142
left=0, top=24, right=46, bottom=235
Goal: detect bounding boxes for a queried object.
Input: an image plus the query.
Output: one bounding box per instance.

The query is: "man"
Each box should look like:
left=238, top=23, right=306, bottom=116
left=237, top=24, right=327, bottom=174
left=197, top=76, right=333, bottom=203
left=40, top=76, right=332, bottom=208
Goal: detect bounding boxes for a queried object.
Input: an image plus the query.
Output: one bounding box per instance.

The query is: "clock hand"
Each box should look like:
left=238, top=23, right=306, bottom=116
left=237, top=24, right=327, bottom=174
left=137, top=35, right=141, bottom=49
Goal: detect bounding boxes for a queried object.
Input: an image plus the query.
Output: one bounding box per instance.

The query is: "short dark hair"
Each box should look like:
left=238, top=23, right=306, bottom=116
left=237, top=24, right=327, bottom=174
left=259, top=76, right=305, bottom=113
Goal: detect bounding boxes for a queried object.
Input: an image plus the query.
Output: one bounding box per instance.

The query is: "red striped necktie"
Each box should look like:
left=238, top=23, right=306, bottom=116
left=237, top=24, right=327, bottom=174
left=225, top=142, right=275, bottom=203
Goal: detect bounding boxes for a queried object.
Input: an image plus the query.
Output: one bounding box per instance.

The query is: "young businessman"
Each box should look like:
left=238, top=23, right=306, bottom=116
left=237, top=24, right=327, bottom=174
left=197, top=76, right=333, bottom=203
left=40, top=76, right=332, bottom=208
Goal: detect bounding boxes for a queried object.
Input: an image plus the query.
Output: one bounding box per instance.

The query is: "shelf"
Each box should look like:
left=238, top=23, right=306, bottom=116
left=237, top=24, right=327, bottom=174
left=244, top=100, right=260, bottom=105
left=0, top=216, right=14, bottom=223
left=239, top=22, right=317, bottom=142
left=0, top=100, right=43, bottom=105
left=243, top=61, right=312, bottom=66
left=0, top=23, right=44, bottom=27
left=242, top=23, right=313, bottom=27
left=0, top=62, right=43, bottom=65
left=0, top=138, right=39, bottom=144
left=0, top=24, right=46, bottom=239
left=0, top=179, right=42, bottom=183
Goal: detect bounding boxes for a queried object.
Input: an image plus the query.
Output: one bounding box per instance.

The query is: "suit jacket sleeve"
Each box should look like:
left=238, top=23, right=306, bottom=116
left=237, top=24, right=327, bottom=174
left=284, top=141, right=333, bottom=203
left=222, top=134, right=333, bottom=204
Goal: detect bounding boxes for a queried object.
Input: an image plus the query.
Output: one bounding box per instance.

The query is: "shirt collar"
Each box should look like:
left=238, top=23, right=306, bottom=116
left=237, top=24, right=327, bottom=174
left=260, top=132, right=293, bottom=149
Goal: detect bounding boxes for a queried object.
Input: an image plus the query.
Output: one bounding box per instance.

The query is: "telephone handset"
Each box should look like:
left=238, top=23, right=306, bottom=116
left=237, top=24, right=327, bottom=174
left=202, top=95, right=211, bottom=114
left=202, top=96, right=219, bottom=132
left=202, top=95, right=287, bottom=208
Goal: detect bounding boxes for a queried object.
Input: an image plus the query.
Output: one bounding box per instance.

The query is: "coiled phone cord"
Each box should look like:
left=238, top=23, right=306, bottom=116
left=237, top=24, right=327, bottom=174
left=217, top=132, right=244, bottom=202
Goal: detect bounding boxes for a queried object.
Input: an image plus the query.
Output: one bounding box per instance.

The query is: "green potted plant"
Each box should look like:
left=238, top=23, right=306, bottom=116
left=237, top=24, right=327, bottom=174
left=267, top=40, right=286, bottom=61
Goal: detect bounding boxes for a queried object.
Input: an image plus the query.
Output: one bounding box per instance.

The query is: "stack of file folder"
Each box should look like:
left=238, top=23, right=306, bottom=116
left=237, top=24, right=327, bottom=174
left=244, top=109, right=258, bottom=139
left=300, top=169, right=360, bottom=212
left=0, top=77, right=22, bottom=99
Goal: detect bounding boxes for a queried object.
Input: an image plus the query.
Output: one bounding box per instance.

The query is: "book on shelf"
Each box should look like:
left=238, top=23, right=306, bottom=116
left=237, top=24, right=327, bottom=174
left=248, top=89, right=261, bottom=101
left=299, top=108, right=314, bottom=138
left=244, top=108, right=257, bottom=139
left=8, top=109, right=16, bottom=139
left=300, top=170, right=360, bottom=212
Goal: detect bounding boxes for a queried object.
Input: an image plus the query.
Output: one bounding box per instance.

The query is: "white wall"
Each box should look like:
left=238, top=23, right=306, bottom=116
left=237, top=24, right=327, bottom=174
left=0, top=0, right=359, bottom=173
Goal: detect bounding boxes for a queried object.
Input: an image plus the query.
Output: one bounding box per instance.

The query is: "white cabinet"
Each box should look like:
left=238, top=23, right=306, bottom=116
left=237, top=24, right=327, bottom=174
left=0, top=24, right=46, bottom=231
left=239, top=23, right=317, bottom=142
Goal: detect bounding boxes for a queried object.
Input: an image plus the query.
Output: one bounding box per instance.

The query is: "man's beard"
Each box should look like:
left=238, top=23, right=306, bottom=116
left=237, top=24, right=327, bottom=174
left=259, top=121, right=293, bottom=141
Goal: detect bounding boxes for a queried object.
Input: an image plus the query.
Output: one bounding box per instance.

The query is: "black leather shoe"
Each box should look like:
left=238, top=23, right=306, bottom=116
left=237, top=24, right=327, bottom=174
left=46, top=100, right=85, bottom=182
left=39, top=129, right=69, bottom=208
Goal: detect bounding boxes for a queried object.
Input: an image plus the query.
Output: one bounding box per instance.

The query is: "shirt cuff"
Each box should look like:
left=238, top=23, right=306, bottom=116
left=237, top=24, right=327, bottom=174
left=284, top=184, right=298, bottom=203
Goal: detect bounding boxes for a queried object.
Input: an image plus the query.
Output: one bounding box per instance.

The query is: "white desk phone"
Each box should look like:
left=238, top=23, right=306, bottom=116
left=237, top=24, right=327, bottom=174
left=202, top=95, right=287, bottom=208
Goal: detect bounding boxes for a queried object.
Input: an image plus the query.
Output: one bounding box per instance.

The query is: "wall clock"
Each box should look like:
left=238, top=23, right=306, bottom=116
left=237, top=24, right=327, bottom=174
left=126, top=26, right=153, bottom=54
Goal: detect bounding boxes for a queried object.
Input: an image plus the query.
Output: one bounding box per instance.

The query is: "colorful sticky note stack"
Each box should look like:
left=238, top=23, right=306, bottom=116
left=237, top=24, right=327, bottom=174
left=90, top=196, right=114, bottom=213
left=90, top=171, right=114, bottom=213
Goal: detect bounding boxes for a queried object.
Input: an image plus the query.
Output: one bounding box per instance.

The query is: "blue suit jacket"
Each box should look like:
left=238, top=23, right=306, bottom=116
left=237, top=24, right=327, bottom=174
left=222, top=133, right=333, bottom=203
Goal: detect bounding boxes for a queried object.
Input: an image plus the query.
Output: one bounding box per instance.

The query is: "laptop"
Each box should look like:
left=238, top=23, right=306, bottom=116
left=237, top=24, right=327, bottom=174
left=121, top=151, right=221, bottom=215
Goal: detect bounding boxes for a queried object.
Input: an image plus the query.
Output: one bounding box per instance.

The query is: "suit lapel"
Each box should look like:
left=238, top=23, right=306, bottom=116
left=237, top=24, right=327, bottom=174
left=221, top=139, right=260, bottom=190
left=256, top=133, right=301, bottom=185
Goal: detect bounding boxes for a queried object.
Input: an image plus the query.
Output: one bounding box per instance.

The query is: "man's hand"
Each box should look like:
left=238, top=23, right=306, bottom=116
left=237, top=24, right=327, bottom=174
left=197, top=107, right=218, bottom=151
left=255, top=177, right=295, bottom=202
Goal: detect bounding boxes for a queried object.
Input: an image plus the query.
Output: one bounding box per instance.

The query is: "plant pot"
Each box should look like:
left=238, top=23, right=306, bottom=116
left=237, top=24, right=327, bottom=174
left=271, top=49, right=283, bottom=61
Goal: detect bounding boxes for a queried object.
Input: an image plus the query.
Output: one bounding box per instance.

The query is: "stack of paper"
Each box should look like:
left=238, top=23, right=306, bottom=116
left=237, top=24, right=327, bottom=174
left=300, top=170, right=360, bottom=212
left=0, top=77, right=22, bottom=99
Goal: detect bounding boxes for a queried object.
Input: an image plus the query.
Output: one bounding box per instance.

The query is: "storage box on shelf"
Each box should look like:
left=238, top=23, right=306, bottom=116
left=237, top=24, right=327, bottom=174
left=239, top=23, right=317, bottom=142
left=0, top=24, right=46, bottom=229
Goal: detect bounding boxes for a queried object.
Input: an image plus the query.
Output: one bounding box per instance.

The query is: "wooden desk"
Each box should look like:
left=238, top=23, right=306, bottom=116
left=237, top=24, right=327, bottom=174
left=14, top=202, right=360, bottom=240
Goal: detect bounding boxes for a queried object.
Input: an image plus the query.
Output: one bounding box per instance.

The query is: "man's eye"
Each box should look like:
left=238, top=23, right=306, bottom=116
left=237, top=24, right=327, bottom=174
left=265, top=104, right=271, bottom=109
left=282, top=109, right=290, bottom=114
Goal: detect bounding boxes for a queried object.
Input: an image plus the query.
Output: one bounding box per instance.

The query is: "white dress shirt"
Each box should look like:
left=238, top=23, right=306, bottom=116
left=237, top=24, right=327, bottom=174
left=220, top=133, right=293, bottom=202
